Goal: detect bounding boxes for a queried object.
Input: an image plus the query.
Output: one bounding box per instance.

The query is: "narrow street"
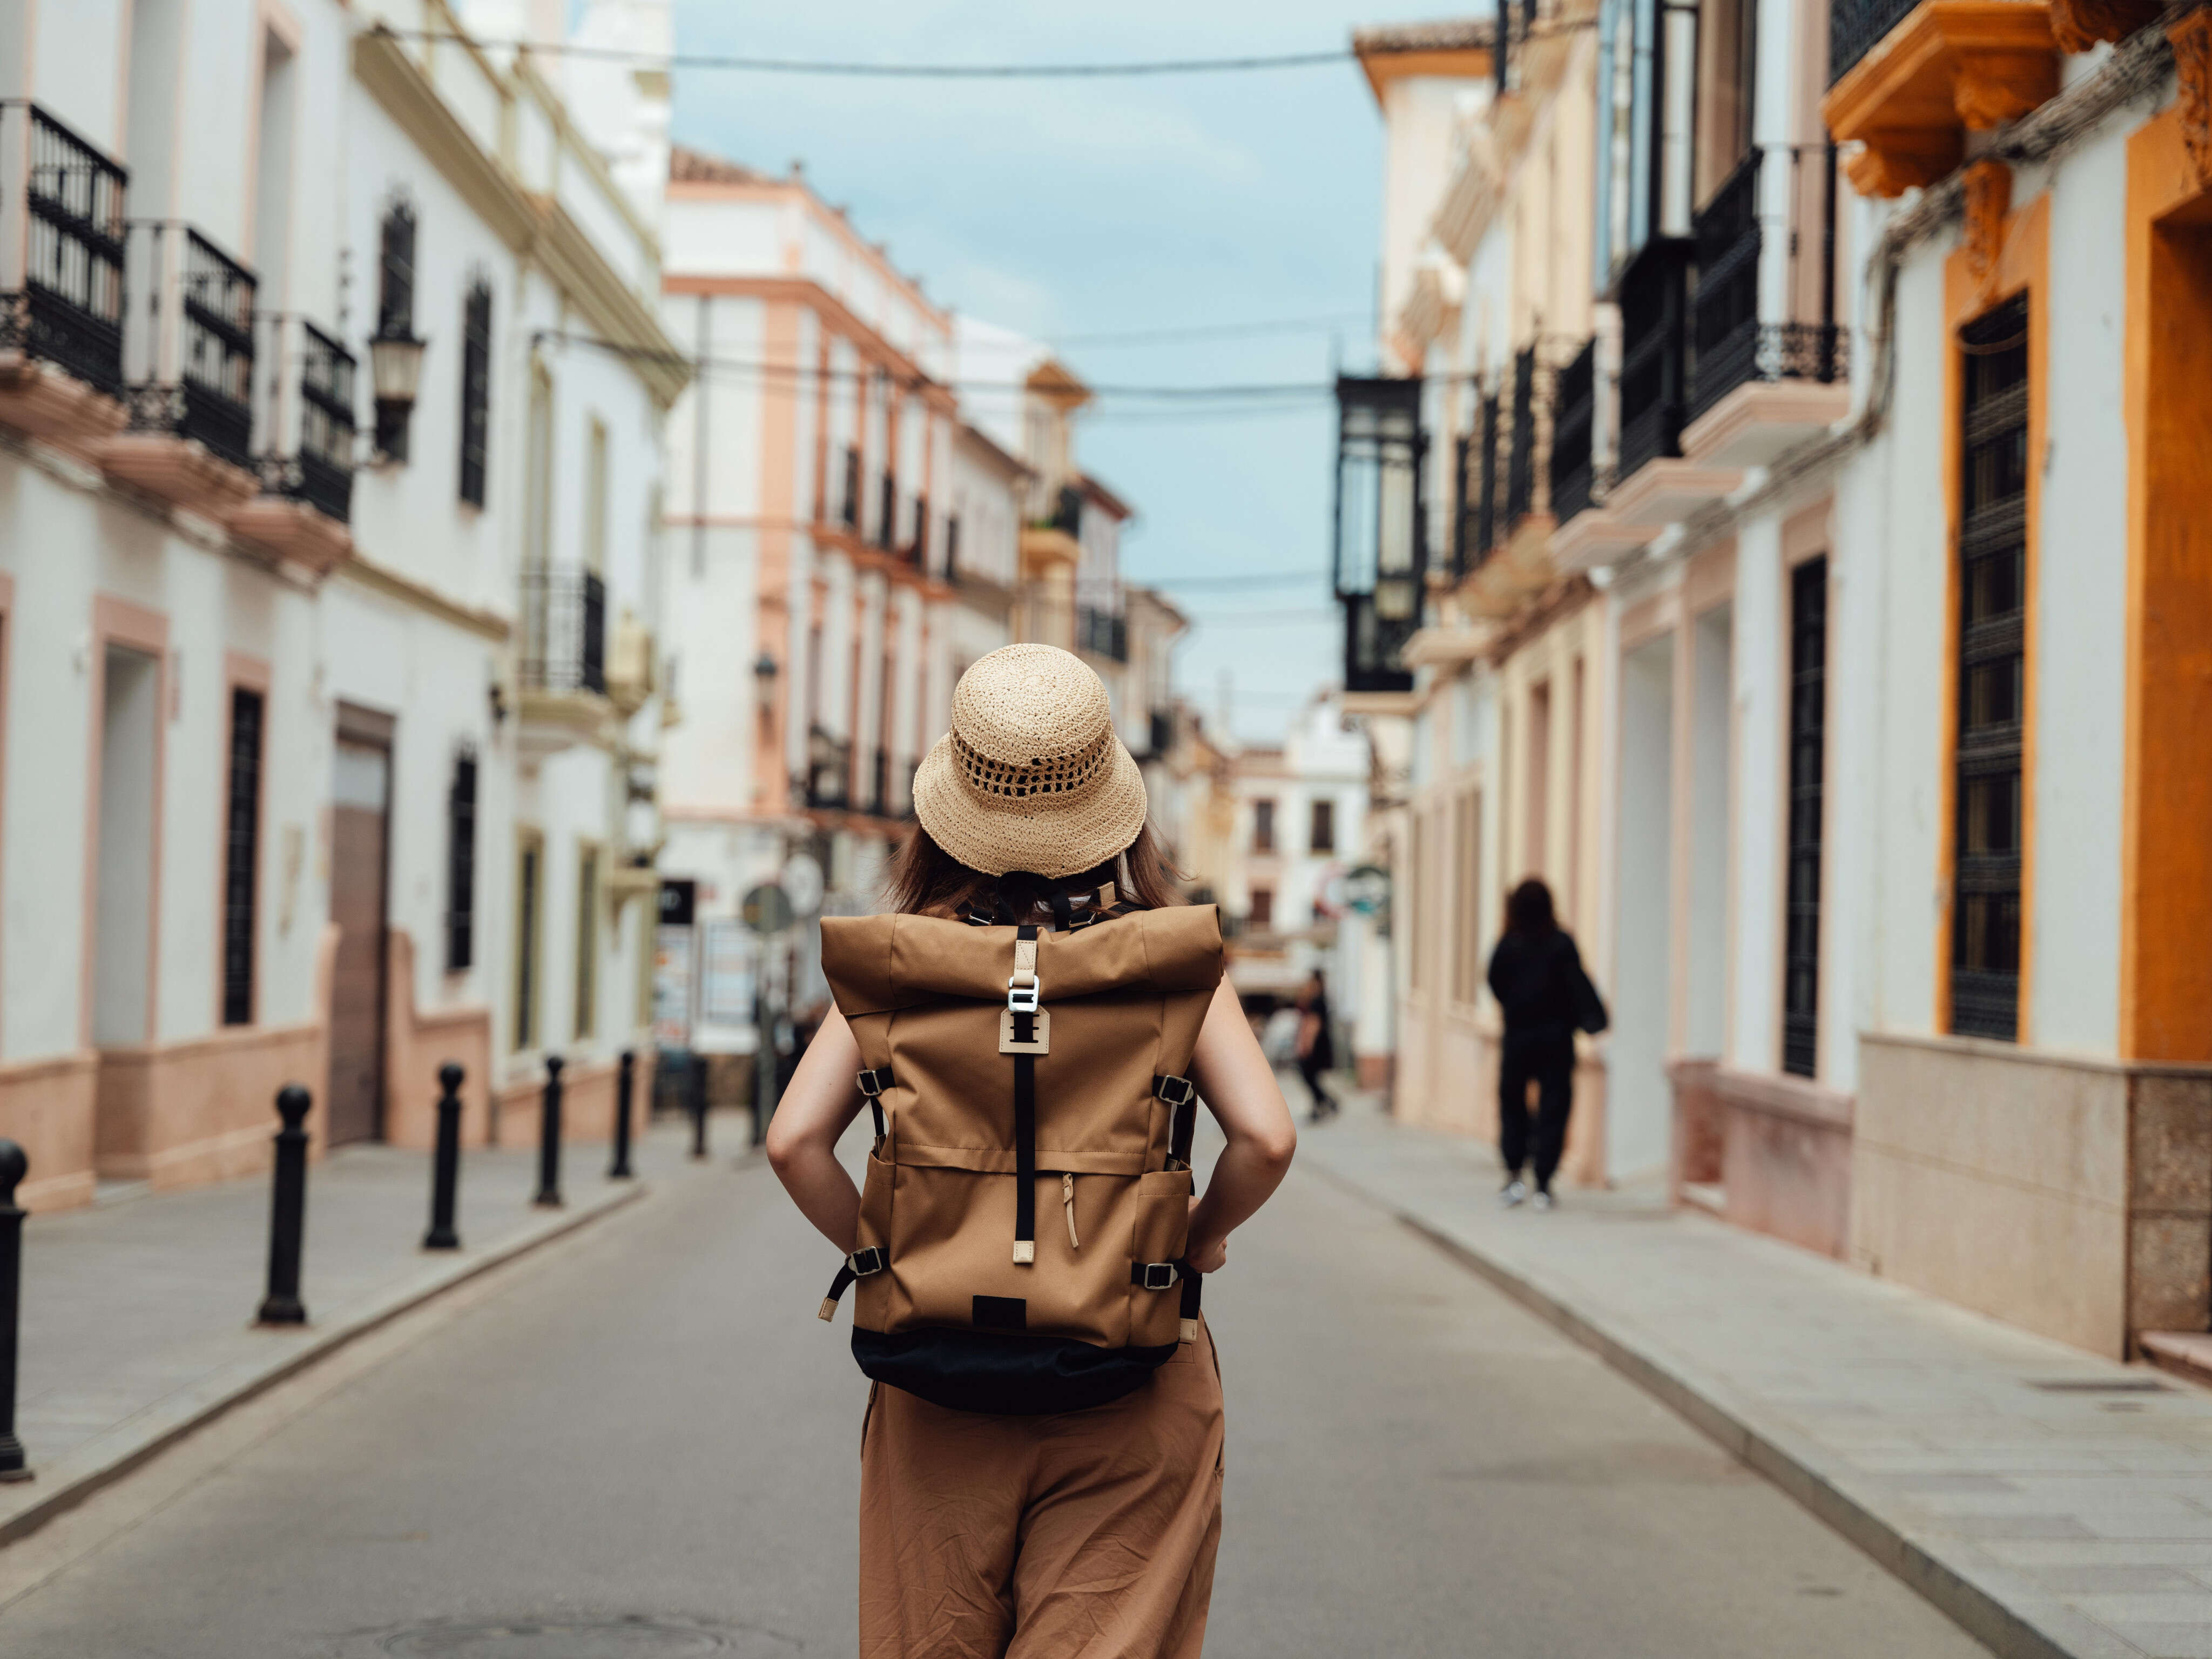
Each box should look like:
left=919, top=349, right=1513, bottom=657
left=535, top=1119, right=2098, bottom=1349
left=0, top=1139, right=1991, bottom=1659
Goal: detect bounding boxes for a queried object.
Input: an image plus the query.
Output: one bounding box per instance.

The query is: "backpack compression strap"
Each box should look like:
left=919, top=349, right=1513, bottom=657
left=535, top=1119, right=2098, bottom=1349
left=1148, top=1073, right=1205, bottom=1342
left=855, top=1067, right=893, bottom=1143
left=816, top=1246, right=887, bottom=1321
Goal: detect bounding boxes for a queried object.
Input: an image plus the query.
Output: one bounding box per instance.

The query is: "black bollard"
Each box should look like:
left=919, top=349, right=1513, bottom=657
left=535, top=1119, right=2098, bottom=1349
left=257, top=1085, right=312, bottom=1326
left=689, top=1053, right=709, bottom=1161
left=424, top=1062, right=464, bottom=1250
left=0, top=1139, right=29, bottom=1482
left=534, top=1055, right=564, bottom=1208
left=610, top=1049, right=636, bottom=1179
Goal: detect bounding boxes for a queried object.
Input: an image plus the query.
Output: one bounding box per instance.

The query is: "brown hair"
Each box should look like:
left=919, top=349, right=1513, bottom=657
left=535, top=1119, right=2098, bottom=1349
left=886, top=821, right=1184, bottom=920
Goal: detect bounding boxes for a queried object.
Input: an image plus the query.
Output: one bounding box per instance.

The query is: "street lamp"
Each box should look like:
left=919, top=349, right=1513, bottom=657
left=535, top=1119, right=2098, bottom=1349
left=368, top=326, right=428, bottom=463
left=752, top=652, right=780, bottom=716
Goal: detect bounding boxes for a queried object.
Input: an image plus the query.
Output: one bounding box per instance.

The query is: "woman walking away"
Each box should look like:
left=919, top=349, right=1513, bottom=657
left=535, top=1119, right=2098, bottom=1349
left=767, top=644, right=1298, bottom=1659
left=1294, top=970, right=1338, bottom=1122
left=1486, top=878, right=1607, bottom=1210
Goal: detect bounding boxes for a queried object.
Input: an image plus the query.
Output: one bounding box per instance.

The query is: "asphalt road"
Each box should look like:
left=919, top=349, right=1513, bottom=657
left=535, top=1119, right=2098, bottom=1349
left=0, top=1128, right=1993, bottom=1658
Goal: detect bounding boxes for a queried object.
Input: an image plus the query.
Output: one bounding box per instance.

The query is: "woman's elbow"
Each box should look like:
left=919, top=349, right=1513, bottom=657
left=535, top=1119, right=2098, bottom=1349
left=763, top=1117, right=806, bottom=1179
left=1252, top=1119, right=1298, bottom=1172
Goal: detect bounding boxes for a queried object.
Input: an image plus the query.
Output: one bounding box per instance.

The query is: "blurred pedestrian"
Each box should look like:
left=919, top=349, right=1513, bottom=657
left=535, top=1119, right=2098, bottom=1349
left=1294, top=970, right=1338, bottom=1122
left=1486, top=878, right=1608, bottom=1210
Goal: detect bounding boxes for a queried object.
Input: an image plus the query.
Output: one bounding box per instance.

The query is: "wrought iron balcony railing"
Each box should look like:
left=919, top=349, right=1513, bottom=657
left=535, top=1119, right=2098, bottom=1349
left=839, top=444, right=860, bottom=529
left=805, top=727, right=852, bottom=811
left=1688, top=147, right=1848, bottom=424
left=876, top=471, right=896, bottom=550
left=520, top=567, right=608, bottom=697
left=1472, top=393, right=1500, bottom=568
left=1615, top=237, right=1695, bottom=485
left=1502, top=343, right=1556, bottom=534
left=1078, top=605, right=1128, bottom=662
left=1549, top=336, right=1599, bottom=525
left=907, top=492, right=929, bottom=571
left=0, top=102, right=127, bottom=396
left=1830, top=0, right=1919, bottom=84
left=120, top=221, right=257, bottom=469
left=252, top=315, right=356, bottom=522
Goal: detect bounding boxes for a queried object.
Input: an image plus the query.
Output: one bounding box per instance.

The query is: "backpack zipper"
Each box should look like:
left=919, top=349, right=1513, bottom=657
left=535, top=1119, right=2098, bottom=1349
left=1062, top=1173, right=1080, bottom=1249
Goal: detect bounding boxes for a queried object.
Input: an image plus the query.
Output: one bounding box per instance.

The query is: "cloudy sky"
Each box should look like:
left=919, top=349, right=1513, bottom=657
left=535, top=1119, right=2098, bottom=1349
left=665, top=2, right=1473, bottom=744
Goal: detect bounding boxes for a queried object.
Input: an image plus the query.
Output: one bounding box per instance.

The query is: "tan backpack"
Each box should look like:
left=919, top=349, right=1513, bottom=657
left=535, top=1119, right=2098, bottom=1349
left=815, top=893, right=1223, bottom=1414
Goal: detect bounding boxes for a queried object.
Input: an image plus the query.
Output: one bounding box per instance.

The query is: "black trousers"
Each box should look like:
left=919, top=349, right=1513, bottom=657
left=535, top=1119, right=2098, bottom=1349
left=1498, top=1040, right=1575, bottom=1187
left=1298, top=1053, right=1335, bottom=1114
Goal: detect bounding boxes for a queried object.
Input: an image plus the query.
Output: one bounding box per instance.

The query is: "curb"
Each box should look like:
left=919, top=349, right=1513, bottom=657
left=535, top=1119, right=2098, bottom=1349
left=0, top=1177, right=651, bottom=1549
left=1307, top=1156, right=2113, bottom=1659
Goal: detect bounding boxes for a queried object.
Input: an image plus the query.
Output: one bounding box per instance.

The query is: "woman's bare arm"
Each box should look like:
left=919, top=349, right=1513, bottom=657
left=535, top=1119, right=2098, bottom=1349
left=764, top=1007, right=866, bottom=1255
left=1184, top=979, right=1299, bottom=1273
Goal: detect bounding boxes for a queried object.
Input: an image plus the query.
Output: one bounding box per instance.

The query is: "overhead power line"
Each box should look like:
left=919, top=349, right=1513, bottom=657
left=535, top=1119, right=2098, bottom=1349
left=388, top=29, right=1351, bottom=76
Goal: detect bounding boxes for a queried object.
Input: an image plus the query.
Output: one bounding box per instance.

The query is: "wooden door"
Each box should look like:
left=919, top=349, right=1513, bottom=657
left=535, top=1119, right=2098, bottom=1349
left=327, top=735, right=391, bottom=1144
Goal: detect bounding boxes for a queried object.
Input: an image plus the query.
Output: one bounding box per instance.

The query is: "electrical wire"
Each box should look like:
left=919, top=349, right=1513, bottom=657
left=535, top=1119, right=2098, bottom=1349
left=383, top=29, right=1352, bottom=76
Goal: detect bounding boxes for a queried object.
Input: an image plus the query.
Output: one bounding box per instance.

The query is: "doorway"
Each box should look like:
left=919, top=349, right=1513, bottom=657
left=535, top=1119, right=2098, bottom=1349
left=93, top=644, right=161, bottom=1046
left=327, top=709, right=393, bottom=1144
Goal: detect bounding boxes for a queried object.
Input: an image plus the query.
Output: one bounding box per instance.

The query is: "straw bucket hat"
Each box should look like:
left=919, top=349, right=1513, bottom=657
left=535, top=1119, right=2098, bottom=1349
left=912, top=644, right=1149, bottom=879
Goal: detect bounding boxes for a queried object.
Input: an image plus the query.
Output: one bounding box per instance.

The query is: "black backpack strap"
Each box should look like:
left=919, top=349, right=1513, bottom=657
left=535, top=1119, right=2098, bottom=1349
left=1179, top=1262, right=1203, bottom=1344
left=1154, top=1073, right=1198, bottom=1170
left=815, top=1245, right=887, bottom=1321
left=855, top=1066, right=893, bottom=1143
left=1128, top=1254, right=1203, bottom=1345
left=1009, top=924, right=1041, bottom=1265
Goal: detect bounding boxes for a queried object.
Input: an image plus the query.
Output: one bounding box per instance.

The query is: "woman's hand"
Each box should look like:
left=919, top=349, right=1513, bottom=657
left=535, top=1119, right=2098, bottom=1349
left=1185, top=1197, right=1229, bottom=1273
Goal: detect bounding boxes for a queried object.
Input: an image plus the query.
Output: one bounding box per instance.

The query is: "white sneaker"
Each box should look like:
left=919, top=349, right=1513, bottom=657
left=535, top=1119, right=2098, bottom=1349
left=1499, top=1178, right=1528, bottom=1208
left=1532, top=1189, right=1556, bottom=1212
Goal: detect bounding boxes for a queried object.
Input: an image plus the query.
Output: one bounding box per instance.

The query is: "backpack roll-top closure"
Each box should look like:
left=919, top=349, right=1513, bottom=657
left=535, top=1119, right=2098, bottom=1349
left=817, top=905, right=1223, bottom=1414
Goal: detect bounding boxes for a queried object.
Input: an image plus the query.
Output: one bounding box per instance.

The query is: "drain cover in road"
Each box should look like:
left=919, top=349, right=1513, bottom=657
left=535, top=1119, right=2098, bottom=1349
left=369, top=1616, right=795, bottom=1657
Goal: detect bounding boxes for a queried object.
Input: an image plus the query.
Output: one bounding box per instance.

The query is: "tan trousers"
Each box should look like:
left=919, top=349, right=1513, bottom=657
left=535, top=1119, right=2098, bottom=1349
left=858, top=1320, right=1225, bottom=1659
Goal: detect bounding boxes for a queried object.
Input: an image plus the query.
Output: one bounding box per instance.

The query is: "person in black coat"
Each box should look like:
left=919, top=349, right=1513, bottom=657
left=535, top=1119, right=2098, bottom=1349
left=1486, top=878, right=1607, bottom=1209
left=1294, top=970, right=1337, bottom=1123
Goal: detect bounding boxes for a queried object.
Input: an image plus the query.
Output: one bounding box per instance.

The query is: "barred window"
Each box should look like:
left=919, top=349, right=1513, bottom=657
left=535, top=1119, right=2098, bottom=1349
left=458, top=281, right=492, bottom=507
left=221, top=688, right=265, bottom=1026
left=446, top=753, right=476, bottom=973
left=1951, top=295, right=2029, bottom=1042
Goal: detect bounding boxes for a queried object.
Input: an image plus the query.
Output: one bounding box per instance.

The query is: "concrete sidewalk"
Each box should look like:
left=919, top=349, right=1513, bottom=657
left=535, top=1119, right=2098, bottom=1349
left=2, top=1110, right=744, bottom=1545
left=1298, top=1102, right=2212, bottom=1659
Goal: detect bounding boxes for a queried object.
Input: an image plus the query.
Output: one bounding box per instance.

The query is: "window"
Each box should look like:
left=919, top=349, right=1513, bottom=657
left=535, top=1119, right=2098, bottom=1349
left=574, top=845, right=599, bottom=1040
left=1450, top=792, right=1475, bottom=1004
left=514, top=831, right=543, bottom=1050
left=944, top=513, right=961, bottom=575
left=1253, top=798, right=1276, bottom=853
left=374, top=200, right=416, bottom=460
left=458, top=281, right=492, bottom=506
left=1408, top=812, right=1427, bottom=992
left=446, top=752, right=476, bottom=973
left=1461, top=789, right=1484, bottom=1002
left=1248, top=887, right=1274, bottom=931
left=221, top=686, right=264, bottom=1026
left=1527, top=680, right=1552, bottom=873
left=1950, top=295, right=2028, bottom=1042
left=841, top=445, right=861, bottom=528
left=584, top=417, right=609, bottom=573
left=1783, top=558, right=1827, bottom=1076
left=1309, top=798, right=1336, bottom=853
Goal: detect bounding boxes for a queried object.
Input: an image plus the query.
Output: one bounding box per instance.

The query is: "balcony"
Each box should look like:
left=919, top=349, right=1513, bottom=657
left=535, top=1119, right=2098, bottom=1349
left=1077, top=605, right=1128, bottom=663
left=1684, top=148, right=1851, bottom=468
left=227, top=315, right=356, bottom=573
left=102, top=222, right=260, bottom=516
left=0, top=102, right=130, bottom=447
left=838, top=444, right=860, bottom=531
left=1824, top=0, right=2057, bottom=198
left=1606, top=237, right=1745, bottom=528
left=1549, top=338, right=1598, bottom=527
left=517, top=567, right=610, bottom=751
left=805, top=728, right=852, bottom=812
